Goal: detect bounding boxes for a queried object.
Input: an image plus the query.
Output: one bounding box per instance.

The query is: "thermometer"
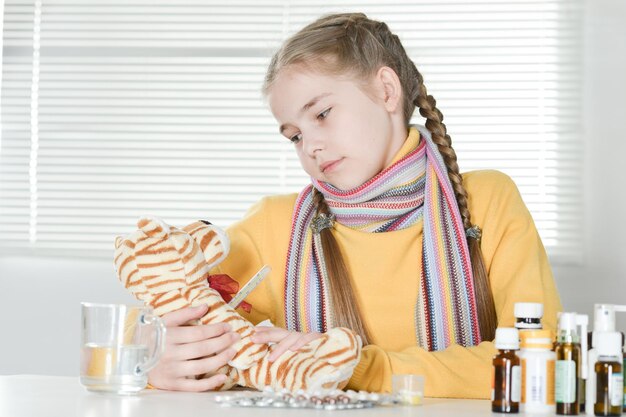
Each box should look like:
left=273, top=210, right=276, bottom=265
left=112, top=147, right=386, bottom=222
left=228, top=265, right=271, bottom=309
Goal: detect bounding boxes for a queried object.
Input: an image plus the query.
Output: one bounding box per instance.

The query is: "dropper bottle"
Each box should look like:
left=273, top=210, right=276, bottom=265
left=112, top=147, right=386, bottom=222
left=556, top=312, right=589, bottom=415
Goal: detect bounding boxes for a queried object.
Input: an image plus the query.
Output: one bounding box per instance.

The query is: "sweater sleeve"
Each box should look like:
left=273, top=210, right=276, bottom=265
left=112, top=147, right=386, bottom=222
left=210, top=195, right=296, bottom=327
left=474, top=170, right=563, bottom=333
left=210, top=197, right=275, bottom=326
left=347, top=342, right=496, bottom=398
left=346, top=171, right=562, bottom=398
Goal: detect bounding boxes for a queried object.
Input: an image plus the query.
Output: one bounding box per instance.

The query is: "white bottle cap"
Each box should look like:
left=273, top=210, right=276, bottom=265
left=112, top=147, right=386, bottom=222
left=594, top=331, right=622, bottom=358
left=514, top=302, right=543, bottom=319
left=594, top=304, right=617, bottom=333
left=559, top=312, right=577, bottom=333
left=593, top=304, right=626, bottom=333
left=495, top=327, right=520, bottom=350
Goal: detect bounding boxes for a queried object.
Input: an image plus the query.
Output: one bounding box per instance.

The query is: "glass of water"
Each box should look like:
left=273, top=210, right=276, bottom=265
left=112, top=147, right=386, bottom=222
left=80, top=302, right=166, bottom=394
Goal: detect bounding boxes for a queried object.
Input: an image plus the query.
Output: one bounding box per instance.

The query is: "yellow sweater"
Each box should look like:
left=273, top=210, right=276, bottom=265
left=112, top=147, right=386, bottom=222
left=214, top=136, right=562, bottom=399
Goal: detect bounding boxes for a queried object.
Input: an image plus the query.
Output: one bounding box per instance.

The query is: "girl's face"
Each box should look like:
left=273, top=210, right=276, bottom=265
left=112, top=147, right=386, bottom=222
left=267, top=66, right=406, bottom=191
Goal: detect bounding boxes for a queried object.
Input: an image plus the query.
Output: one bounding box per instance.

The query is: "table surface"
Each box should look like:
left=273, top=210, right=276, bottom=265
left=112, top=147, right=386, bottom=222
left=0, top=375, right=559, bottom=417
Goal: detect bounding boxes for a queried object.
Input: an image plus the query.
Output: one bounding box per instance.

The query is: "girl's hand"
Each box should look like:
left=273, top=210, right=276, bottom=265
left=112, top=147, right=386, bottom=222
left=148, top=304, right=240, bottom=392
left=251, top=326, right=322, bottom=362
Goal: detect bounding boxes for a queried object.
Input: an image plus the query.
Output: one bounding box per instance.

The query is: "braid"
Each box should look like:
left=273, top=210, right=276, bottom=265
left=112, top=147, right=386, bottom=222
left=414, top=74, right=470, bottom=228
left=412, top=68, right=497, bottom=341
left=312, top=189, right=373, bottom=345
left=375, top=19, right=498, bottom=339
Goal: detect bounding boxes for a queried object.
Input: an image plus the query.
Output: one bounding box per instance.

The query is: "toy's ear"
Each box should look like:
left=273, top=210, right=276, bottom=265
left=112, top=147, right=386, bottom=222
left=137, top=216, right=170, bottom=238
left=113, top=231, right=148, bottom=295
left=183, top=220, right=230, bottom=270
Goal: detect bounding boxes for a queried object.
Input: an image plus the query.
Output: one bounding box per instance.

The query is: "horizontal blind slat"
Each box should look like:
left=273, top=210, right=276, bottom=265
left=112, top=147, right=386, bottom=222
left=0, top=0, right=584, bottom=263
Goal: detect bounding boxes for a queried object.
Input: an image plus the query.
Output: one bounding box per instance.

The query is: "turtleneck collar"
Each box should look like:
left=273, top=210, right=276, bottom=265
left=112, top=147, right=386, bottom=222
left=389, top=126, right=421, bottom=166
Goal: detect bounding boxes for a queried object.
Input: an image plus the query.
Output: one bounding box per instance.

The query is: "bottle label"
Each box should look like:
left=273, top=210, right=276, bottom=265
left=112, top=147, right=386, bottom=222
left=555, top=359, right=577, bottom=403
left=611, top=373, right=623, bottom=407
left=547, top=359, right=556, bottom=405
left=521, top=356, right=555, bottom=406
left=511, top=365, right=521, bottom=403
left=521, top=359, right=526, bottom=404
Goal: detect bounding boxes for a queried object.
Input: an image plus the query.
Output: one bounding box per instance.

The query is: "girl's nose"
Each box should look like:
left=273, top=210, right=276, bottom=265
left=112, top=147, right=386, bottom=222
left=302, top=131, right=325, bottom=157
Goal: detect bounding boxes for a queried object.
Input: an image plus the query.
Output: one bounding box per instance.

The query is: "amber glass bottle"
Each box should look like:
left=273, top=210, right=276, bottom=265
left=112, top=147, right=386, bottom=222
left=492, top=328, right=521, bottom=413
left=594, top=332, right=623, bottom=416
left=594, top=358, right=623, bottom=416
left=557, top=338, right=582, bottom=414
left=556, top=312, right=586, bottom=415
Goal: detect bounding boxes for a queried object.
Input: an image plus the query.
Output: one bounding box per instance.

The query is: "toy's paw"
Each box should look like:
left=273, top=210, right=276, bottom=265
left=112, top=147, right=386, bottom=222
left=303, top=327, right=362, bottom=391
left=255, top=327, right=362, bottom=392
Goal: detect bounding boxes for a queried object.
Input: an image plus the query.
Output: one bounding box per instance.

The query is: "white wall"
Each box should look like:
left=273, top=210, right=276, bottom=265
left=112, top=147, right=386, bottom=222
left=574, top=0, right=626, bottom=323
left=1, top=0, right=625, bottom=376
left=0, top=256, right=136, bottom=375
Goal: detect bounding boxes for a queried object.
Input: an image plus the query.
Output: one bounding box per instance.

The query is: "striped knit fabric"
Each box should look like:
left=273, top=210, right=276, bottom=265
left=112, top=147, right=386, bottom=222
left=284, top=126, right=481, bottom=350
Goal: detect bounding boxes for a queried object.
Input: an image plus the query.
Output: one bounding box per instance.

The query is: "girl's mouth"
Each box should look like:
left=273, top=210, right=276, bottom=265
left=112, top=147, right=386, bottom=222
left=320, top=158, right=343, bottom=174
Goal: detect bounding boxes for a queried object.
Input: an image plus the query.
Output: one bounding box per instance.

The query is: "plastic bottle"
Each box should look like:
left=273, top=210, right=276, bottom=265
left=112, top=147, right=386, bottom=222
left=515, top=302, right=544, bottom=330
left=586, top=305, right=626, bottom=416
left=593, top=332, right=623, bottom=416
left=556, top=312, right=589, bottom=415
left=519, top=329, right=556, bottom=413
left=492, top=327, right=522, bottom=413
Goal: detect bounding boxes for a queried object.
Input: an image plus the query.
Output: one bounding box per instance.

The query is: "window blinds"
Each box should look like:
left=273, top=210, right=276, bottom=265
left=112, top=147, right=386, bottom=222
left=0, top=0, right=583, bottom=263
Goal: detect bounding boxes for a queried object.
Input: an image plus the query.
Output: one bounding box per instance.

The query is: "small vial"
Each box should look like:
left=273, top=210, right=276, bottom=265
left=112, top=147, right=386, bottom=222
left=492, top=328, right=521, bottom=413
left=594, top=332, right=623, bottom=416
left=514, top=302, right=544, bottom=330
left=392, top=374, right=424, bottom=405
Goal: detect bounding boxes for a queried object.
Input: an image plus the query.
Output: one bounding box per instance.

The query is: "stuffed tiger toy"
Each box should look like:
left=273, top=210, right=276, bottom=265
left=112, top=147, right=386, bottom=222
left=114, top=216, right=362, bottom=392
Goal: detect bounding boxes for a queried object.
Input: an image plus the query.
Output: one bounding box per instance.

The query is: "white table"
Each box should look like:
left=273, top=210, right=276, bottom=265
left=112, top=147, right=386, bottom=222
left=0, top=375, right=538, bottom=417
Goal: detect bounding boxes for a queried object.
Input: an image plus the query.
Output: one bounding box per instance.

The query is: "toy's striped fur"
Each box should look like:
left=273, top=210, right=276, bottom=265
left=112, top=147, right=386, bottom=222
left=114, top=217, right=361, bottom=391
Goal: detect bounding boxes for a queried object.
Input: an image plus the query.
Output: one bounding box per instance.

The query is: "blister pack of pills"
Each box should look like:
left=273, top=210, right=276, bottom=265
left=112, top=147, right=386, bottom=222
left=214, top=388, right=399, bottom=410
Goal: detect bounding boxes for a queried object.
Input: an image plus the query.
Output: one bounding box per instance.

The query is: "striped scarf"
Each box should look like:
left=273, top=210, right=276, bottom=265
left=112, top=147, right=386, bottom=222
left=284, top=126, right=481, bottom=351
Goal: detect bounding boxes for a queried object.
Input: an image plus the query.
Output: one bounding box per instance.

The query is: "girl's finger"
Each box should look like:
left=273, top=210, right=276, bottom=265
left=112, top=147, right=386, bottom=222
left=268, top=332, right=302, bottom=362
left=161, top=305, right=209, bottom=327
left=167, top=322, right=231, bottom=344
left=289, top=332, right=322, bottom=351
left=176, top=347, right=237, bottom=378
left=173, top=331, right=240, bottom=361
left=175, top=373, right=229, bottom=392
left=169, top=373, right=229, bottom=392
left=251, top=326, right=275, bottom=333
left=250, top=327, right=290, bottom=344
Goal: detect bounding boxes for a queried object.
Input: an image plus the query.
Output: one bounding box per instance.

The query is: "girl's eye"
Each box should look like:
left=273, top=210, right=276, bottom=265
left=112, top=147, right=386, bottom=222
left=317, top=108, right=331, bottom=120
left=289, top=133, right=302, bottom=144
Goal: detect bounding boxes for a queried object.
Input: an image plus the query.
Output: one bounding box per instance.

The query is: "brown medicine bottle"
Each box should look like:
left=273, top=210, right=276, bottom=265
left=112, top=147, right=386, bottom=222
left=556, top=312, right=588, bottom=415
left=492, top=327, right=521, bottom=413
left=594, top=332, right=623, bottom=416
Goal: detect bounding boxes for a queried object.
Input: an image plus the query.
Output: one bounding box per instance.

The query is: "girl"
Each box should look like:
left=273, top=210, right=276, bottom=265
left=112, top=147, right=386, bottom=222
left=147, top=12, right=562, bottom=398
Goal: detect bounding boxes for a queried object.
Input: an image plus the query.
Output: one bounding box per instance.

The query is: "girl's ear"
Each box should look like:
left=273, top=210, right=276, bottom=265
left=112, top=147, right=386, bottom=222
left=376, top=66, right=403, bottom=113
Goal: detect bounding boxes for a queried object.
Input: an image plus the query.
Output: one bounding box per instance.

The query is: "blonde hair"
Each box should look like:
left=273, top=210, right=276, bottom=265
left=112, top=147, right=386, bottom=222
left=264, top=13, right=497, bottom=344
